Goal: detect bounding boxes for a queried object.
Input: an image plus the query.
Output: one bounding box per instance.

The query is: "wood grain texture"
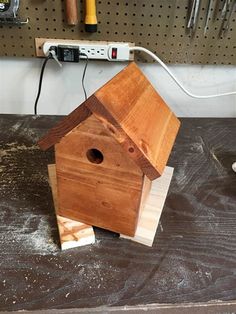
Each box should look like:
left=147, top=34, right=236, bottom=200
left=56, top=114, right=144, bottom=236
left=48, top=164, right=95, bottom=250
left=2, top=115, right=236, bottom=312
left=139, top=175, right=152, bottom=216
left=49, top=163, right=173, bottom=248
left=93, top=62, right=180, bottom=179
left=85, top=95, right=160, bottom=180
left=121, top=166, right=174, bottom=246
left=58, top=216, right=95, bottom=250
left=38, top=103, right=92, bottom=151
left=65, top=0, right=79, bottom=25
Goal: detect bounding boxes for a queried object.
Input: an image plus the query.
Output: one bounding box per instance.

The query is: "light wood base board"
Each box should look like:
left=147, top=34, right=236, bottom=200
left=120, top=166, right=174, bottom=246
left=48, top=164, right=95, bottom=250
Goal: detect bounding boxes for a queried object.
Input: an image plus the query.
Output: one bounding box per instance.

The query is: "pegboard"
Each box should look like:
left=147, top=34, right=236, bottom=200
left=0, top=0, right=235, bottom=64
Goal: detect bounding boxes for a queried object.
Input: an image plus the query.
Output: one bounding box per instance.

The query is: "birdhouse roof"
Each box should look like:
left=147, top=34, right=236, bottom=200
left=38, top=62, right=180, bottom=180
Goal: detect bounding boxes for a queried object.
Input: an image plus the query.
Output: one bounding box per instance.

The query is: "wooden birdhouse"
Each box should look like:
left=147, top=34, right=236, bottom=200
left=38, top=62, right=180, bottom=237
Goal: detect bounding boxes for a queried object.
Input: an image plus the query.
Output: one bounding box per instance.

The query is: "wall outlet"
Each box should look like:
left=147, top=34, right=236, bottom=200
left=42, top=40, right=134, bottom=62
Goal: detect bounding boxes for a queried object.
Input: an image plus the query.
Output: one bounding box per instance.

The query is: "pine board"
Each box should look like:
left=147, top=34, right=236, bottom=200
left=121, top=166, right=174, bottom=246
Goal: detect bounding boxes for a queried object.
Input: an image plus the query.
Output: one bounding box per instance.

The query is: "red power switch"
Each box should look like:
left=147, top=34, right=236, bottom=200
left=111, top=48, right=117, bottom=59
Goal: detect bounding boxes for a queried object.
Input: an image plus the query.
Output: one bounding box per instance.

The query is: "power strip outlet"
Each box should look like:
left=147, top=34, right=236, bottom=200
left=43, top=40, right=134, bottom=62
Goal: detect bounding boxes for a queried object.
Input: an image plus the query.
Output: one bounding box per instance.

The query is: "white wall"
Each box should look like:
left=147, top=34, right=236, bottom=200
left=0, top=57, right=235, bottom=117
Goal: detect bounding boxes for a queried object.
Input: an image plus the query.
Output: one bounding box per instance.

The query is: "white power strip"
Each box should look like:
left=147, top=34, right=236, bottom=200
left=43, top=40, right=134, bottom=62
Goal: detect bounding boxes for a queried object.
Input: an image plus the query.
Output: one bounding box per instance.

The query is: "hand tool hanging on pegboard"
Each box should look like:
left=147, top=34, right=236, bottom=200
left=0, top=0, right=28, bottom=25
left=65, top=0, right=78, bottom=26
left=219, top=0, right=236, bottom=38
left=204, top=0, right=216, bottom=35
left=85, top=0, right=97, bottom=32
left=187, top=0, right=201, bottom=37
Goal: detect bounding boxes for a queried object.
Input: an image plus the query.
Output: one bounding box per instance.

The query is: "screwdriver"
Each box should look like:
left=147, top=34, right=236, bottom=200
left=85, top=0, right=97, bottom=32
left=204, top=0, right=215, bottom=36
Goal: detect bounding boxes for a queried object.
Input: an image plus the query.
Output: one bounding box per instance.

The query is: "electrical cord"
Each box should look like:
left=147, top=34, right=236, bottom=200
left=129, top=46, right=236, bottom=99
left=34, top=50, right=88, bottom=115
left=34, top=53, right=53, bottom=115
left=80, top=53, right=89, bottom=100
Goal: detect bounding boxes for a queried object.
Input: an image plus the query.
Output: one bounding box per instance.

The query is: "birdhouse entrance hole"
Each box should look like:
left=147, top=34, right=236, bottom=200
left=86, top=148, right=104, bottom=164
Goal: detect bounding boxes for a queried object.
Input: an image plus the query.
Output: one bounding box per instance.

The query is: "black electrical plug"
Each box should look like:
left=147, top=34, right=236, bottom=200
left=49, top=45, right=58, bottom=56
left=57, top=45, right=80, bottom=63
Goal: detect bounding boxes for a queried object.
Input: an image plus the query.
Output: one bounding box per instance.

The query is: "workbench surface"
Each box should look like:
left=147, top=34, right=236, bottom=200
left=0, top=115, right=236, bottom=312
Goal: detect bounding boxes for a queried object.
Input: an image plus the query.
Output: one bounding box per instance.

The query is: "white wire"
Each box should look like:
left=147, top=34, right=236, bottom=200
left=129, top=46, right=236, bottom=99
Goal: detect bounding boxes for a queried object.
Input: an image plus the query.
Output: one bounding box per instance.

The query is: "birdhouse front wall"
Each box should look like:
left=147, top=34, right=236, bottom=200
left=55, top=114, right=146, bottom=236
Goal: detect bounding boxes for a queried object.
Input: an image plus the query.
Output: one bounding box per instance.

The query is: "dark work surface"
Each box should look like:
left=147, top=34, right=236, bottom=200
left=0, top=115, right=236, bottom=312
